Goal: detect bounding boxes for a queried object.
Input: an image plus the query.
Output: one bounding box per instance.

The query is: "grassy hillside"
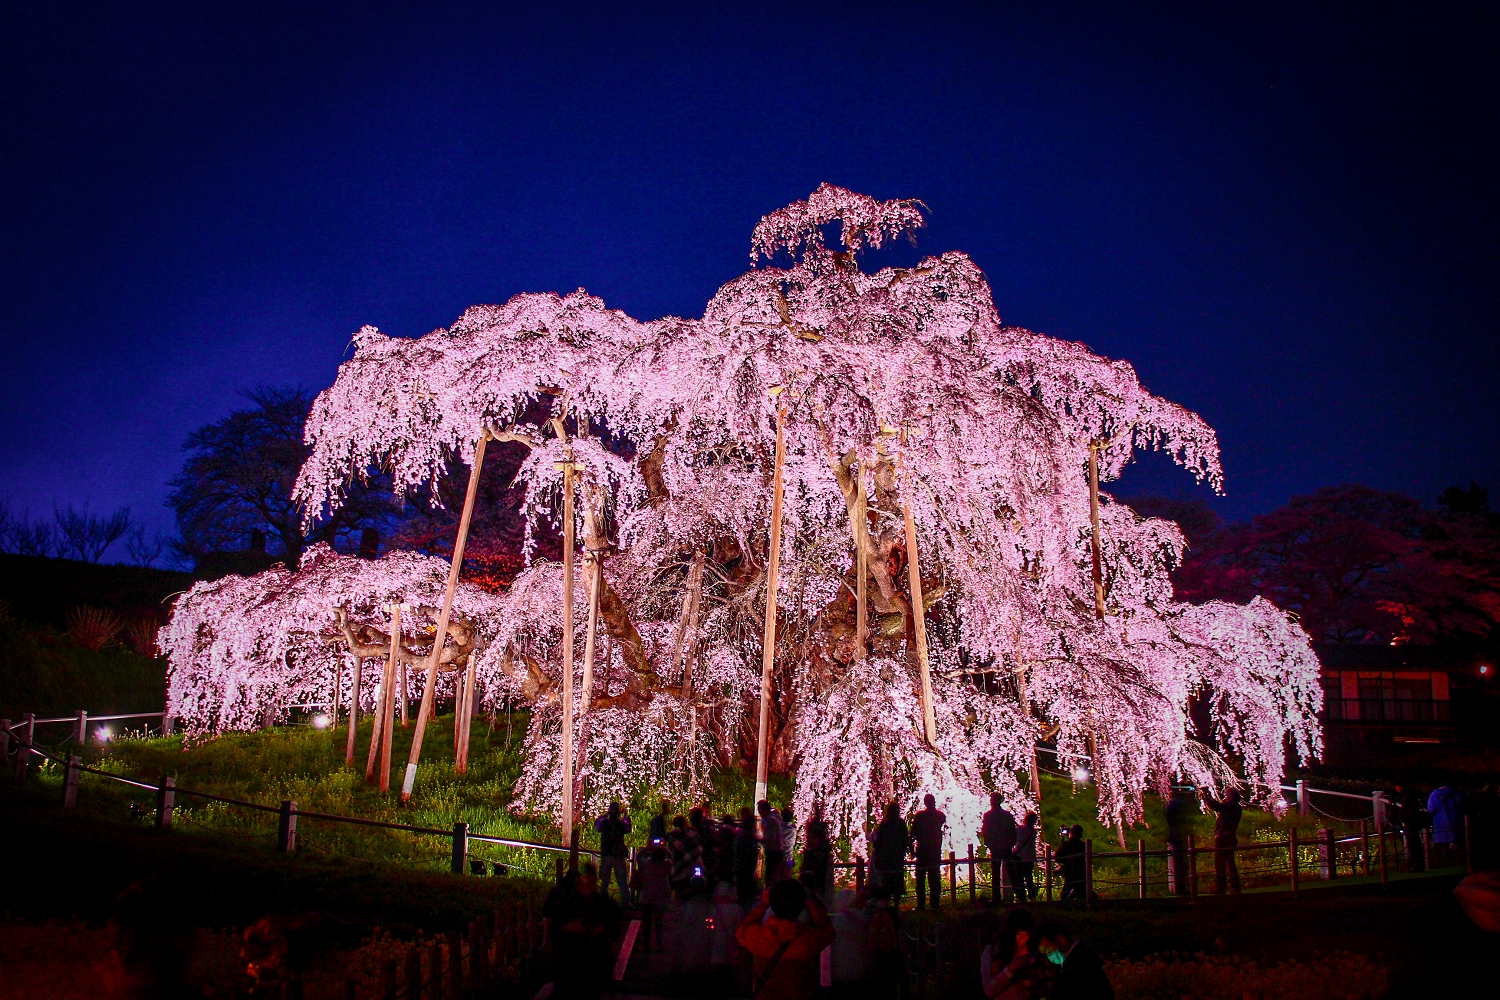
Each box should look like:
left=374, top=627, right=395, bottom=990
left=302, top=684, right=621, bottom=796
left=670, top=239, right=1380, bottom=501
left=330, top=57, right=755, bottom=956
left=0, top=617, right=166, bottom=720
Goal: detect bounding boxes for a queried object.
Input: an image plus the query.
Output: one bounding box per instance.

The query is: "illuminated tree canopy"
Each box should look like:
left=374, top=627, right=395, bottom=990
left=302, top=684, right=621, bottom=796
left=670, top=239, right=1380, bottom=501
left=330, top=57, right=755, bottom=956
left=165, top=185, right=1322, bottom=846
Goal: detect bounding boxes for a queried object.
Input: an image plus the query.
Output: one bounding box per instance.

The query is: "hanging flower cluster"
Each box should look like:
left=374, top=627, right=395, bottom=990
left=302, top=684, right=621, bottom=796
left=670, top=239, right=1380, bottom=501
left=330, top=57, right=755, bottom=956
left=165, top=185, right=1322, bottom=842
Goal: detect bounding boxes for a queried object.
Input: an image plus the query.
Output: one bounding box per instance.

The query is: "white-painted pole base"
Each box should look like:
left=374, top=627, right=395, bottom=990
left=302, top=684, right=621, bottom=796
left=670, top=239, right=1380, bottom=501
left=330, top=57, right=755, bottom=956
left=402, top=762, right=418, bottom=797
left=754, top=780, right=767, bottom=805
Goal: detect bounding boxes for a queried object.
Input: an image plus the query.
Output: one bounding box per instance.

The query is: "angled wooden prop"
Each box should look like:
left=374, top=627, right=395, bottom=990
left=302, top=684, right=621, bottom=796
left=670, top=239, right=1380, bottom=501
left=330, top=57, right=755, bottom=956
left=401, top=430, right=487, bottom=802
left=754, top=389, right=788, bottom=806
left=579, top=552, right=603, bottom=717
left=902, top=492, right=938, bottom=747
left=1088, top=440, right=1106, bottom=621
left=854, top=459, right=868, bottom=663
left=343, top=649, right=360, bottom=766
left=377, top=604, right=401, bottom=792
left=557, top=454, right=584, bottom=839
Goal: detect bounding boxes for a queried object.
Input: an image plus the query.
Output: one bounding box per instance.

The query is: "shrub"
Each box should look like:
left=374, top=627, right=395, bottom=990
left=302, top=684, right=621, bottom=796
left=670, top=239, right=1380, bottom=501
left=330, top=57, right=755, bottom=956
left=122, top=616, right=161, bottom=658
left=65, top=606, right=122, bottom=651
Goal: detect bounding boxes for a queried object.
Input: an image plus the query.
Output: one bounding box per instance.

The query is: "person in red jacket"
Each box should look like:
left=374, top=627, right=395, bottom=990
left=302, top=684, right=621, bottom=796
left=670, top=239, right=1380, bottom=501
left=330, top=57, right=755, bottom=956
left=735, top=878, right=836, bottom=1000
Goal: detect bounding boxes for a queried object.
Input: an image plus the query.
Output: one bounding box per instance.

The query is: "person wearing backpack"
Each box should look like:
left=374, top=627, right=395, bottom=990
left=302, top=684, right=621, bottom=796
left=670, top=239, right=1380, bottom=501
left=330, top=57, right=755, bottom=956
left=735, top=878, right=836, bottom=1000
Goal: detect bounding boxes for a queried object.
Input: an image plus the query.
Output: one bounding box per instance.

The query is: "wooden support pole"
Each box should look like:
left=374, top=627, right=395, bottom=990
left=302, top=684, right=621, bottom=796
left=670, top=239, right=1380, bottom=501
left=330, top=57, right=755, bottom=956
left=579, top=554, right=603, bottom=716
left=968, top=844, right=976, bottom=902
left=378, top=606, right=401, bottom=793
left=854, top=460, right=868, bottom=662
left=399, top=660, right=410, bottom=728
left=755, top=391, right=788, bottom=805
left=902, top=497, right=937, bottom=747
left=332, top=657, right=341, bottom=730
left=560, top=457, right=579, bottom=841
left=344, top=652, right=360, bottom=766
left=1087, top=441, right=1106, bottom=621
left=1289, top=828, right=1300, bottom=895
left=365, top=659, right=387, bottom=783
left=402, top=431, right=487, bottom=802
left=949, top=849, right=958, bottom=904
left=1138, top=839, right=1147, bottom=899
left=76, top=710, right=88, bottom=745
left=896, top=428, right=937, bottom=747
left=1083, top=840, right=1093, bottom=909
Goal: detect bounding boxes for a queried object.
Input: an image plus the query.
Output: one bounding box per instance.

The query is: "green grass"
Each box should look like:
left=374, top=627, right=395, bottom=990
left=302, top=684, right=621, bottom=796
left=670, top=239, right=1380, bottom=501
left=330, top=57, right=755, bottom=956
left=39, top=713, right=1384, bottom=903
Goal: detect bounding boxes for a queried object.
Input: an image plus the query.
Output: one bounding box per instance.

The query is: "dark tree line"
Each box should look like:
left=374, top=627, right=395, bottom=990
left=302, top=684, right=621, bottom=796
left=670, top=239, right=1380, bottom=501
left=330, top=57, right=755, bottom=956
left=166, top=386, right=531, bottom=585
left=1133, top=482, right=1500, bottom=647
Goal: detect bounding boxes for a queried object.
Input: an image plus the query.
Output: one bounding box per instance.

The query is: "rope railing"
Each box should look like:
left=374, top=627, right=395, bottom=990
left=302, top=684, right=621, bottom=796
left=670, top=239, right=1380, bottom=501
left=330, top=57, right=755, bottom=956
left=2, top=717, right=592, bottom=879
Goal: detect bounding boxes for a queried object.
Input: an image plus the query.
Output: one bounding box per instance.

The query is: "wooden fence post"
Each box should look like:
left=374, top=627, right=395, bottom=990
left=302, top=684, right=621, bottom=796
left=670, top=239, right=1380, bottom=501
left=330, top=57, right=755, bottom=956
left=13, top=724, right=30, bottom=784
left=1044, top=843, right=1053, bottom=901
left=62, top=755, right=81, bottom=807
left=447, top=929, right=463, bottom=996
left=1319, top=828, right=1334, bottom=880
left=967, top=843, right=975, bottom=902
left=405, top=947, right=422, bottom=1000
left=429, top=941, right=444, bottom=999
left=1083, top=840, right=1093, bottom=909
left=156, top=776, right=175, bottom=830
left=948, top=850, right=957, bottom=904
left=1289, top=828, right=1300, bottom=896
left=469, top=920, right=485, bottom=994
left=450, top=821, right=468, bottom=875
left=1187, top=835, right=1198, bottom=900
left=76, top=709, right=88, bottom=745
left=162, top=714, right=175, bottom=736
left=1360, top=819, right=1371, bottom=877
left=1137, top=840, right=1146, bottom=899
left=1296, top=779, right=1309, bottom=816
left=277, top=800, right=297, bottom=853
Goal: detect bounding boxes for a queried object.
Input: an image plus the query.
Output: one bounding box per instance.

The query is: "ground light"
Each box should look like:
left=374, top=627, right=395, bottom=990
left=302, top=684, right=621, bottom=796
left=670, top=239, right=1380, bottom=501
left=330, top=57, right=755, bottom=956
left=312, top=714, right=331, bottom=729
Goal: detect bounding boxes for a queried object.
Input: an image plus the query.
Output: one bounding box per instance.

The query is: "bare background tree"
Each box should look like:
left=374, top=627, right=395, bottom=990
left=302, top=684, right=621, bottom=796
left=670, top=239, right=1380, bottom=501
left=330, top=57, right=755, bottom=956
left=53, top=505, right=132, bottom=563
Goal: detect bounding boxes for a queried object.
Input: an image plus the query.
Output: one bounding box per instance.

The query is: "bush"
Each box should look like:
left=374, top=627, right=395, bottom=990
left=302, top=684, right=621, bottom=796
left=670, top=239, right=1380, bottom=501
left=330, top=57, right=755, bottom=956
left=65, top=605, right=122, bottom=650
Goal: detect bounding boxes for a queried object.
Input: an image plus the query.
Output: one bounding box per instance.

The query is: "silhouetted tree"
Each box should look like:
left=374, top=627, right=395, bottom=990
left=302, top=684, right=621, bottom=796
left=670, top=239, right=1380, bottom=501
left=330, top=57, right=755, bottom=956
left=1176, top=484, right=1500, bottom=644
left=167, top=387, right=396, bottom=568
left=54, top=504, right=133, bottom=563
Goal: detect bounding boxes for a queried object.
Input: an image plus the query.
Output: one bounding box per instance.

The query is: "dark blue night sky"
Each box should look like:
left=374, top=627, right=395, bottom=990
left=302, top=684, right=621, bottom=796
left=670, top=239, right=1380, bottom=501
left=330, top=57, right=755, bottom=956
left=2, top=2, right=1495, bottom=542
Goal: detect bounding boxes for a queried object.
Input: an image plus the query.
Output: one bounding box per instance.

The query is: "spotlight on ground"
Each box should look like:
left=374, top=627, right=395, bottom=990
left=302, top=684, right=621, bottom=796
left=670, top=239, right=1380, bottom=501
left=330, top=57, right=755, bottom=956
left=312, top=714, right=331, bottom=729
left=1072, top=766, right=1090, bottom=784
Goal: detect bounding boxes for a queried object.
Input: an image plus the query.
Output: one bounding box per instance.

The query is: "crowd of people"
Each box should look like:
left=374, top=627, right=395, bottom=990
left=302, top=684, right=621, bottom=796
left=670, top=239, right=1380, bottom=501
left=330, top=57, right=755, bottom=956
left=535, top=793, right=1118, bottom=998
